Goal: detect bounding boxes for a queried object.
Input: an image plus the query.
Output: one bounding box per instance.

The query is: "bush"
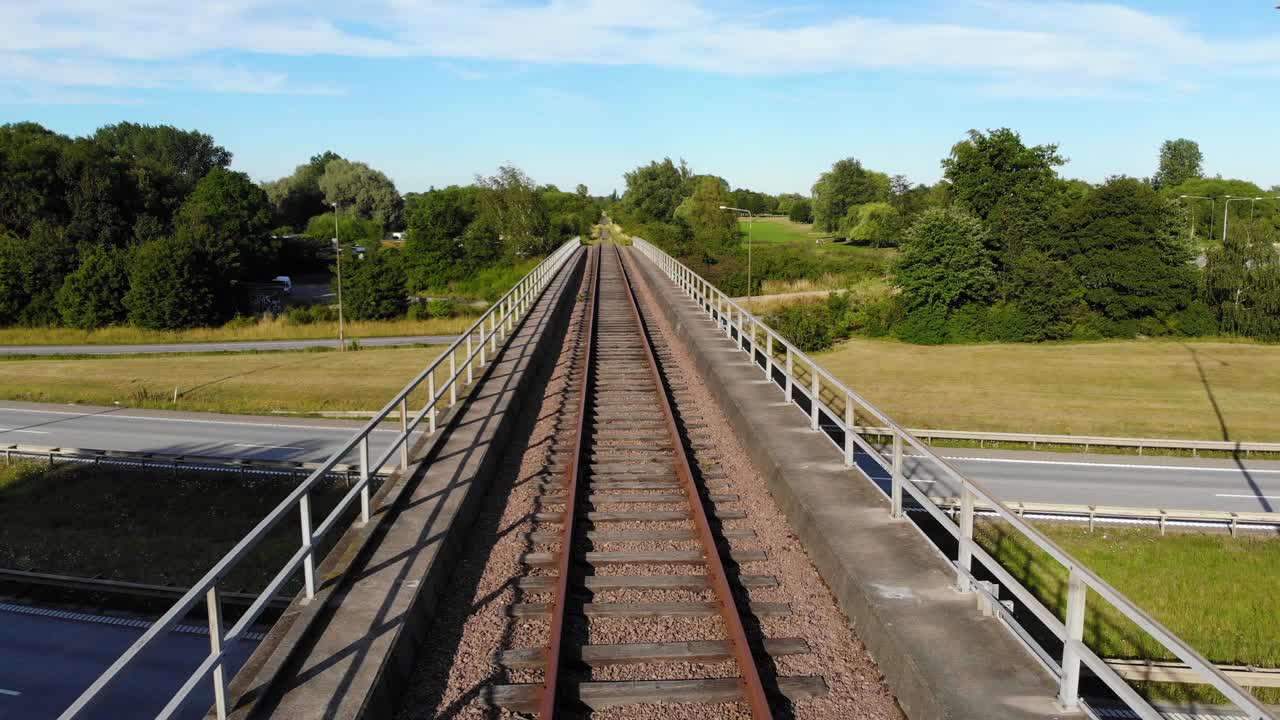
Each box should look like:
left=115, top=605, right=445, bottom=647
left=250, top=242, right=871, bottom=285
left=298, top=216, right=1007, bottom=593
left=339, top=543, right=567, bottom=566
left=125, top=236, right=222, bottom=330
left=56, top=245, right=130, bottom=329
left=1168, top=302, right=1218, bottom=337
left=764, top=302, right=837, bottom=352
left=787, top=198, right=813, bottom=224
left=427, top=299, right=454, bottom=318
left=895, top=304, right=949, bottom=345
left=286, top=306, right=316, bottom=325
left=342, top=248, right=408, bottom=321
left=985, top=302, right=1039, bottom=342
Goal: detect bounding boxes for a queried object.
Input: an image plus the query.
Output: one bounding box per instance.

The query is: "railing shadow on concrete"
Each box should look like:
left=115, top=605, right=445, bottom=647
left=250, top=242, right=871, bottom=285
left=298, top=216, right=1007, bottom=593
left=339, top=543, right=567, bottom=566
left=58, top=239, right=582, bottom=720
left=631, top=237, right=1275, bottom=720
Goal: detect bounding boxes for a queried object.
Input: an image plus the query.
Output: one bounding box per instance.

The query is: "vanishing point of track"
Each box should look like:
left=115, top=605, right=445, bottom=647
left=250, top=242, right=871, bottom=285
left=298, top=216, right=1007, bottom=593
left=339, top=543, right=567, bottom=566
left=487, top=245, right=826, bottom=717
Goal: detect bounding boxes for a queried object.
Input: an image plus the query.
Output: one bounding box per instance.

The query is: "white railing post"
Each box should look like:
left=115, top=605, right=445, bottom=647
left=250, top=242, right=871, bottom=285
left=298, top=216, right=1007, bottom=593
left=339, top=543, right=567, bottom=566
left=428, top=374, right=437, bottom=434
left=891, top=432, right=904, bottom=518
left=843, top=394, right=855, bottom=467
left=479, top=327, right=487, bottom=366
left=399, top=398, right=409, bottom=471
left=764, top=332, right=773, bottom=381
left=957, top=486, right=975, bottom=592
left=206, top=586, right=228, bottom=720
left=785, top=348, right=794, bottom=404
left=359, top=436, right=371, bottom=523
left=809, top=366, right=820, bottom=431
left=465, top=336, right=473, bottom=386
left=1058, top=569, right=1087, bottom=709
left=489, top=314, right=497, bottom=353
left=448, top=352, right=457, bottom=407
left=299, top=492, right=315, bottom=599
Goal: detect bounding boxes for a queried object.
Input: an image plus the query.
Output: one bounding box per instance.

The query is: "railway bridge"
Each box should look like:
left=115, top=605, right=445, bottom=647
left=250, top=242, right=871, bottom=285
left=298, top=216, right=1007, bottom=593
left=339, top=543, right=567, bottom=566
left=54, top=240, right=1273, bottom=720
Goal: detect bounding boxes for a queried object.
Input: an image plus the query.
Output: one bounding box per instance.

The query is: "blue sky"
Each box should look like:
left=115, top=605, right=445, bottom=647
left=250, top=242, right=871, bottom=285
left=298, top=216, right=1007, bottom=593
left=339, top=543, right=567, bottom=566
left=2, top=1, right=1278, bottom=196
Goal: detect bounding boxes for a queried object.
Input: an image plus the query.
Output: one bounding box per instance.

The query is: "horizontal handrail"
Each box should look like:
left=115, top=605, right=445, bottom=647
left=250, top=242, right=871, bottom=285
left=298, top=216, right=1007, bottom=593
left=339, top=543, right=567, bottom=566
left=60, top=238, right=582, bottom=720
left=849, top=426, right=1280, bottom=456
left=631, top=237, right=1274, bottom=720
left=0, top=443, right=388, bottom=476
left=933, top=497, right=1280, bottom=535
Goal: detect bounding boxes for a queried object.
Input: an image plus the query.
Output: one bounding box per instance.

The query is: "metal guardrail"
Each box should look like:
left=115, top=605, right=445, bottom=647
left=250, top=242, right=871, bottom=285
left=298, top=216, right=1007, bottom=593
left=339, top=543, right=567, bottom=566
left=59, top=238, right=582, bottom=720
left=1, top=443, right=386, bottom=478
left=932, top=498, right=1280, bottom=536
left=851, top=426, right=1280, bottom=457
left=632, top=237, right=1275, bottom=720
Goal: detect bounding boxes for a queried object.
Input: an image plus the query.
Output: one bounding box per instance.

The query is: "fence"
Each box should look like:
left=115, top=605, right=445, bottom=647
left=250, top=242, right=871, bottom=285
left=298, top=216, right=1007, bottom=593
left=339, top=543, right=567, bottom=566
left=851, top=427, right=1280, bottom=458
left=632, top=237, right=1274, bottom=720
left=1, top=442, right=386, bottom=479
left=59, top=238, right=581, bottom=720
left=932, top=498, right=1280, bottom=536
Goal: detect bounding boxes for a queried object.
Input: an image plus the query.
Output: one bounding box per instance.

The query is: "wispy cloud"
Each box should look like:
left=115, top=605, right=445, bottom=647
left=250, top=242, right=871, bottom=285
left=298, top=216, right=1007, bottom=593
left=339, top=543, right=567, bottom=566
left=3, top=1, right=1278, bottom=103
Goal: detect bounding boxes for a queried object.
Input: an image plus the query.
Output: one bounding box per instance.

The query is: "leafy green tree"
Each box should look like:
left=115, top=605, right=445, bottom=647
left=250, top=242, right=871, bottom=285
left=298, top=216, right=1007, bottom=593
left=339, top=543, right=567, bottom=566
left=319, top=158, right=404, bottom=230
left=673, top=176, right=737, bottom=251
left=56, top=245, right=131, bottom=328
left=304, top=212, right=383, bottom=247
left=810, top=158, right=890, bottom=232
left=575, top=184, right=590, bottom=197
left=341, top=248, right=408, bottom=320
left=92, top=122, right=231, bottom=226
left=403, top=185, right=480, bottom=290
left=895, top=206, right=996, bottom=312
left=622, top=158, right=692, bottom=222
left=787, top=198, right=813, bottom=223
left=1162, top=177, right=1279, bottom=243
left=942, top=128, right=1065, bottom=258
left=0, top=122, right=73, bottom=237
left=845, top=202, right=901, bottom=247
left=476, top=165, right=551, bottom=257
left=0, top=222, right=79, bottom=325
left=543, top=187, right=600, bottom=245
left=1205, top=228, right=1280, bottom=340
left=775, top=193, right=805, bottom=216
left=174, top=167, right=277, bottom=286
left=1054, top=177, right=1196, bottom=327
left=1003, top=250, right=1083, bottom=340
left=263, top=151, right=341, bottom=230
left=1152, top=138, right=1204, bottom=190
left=125, top=236, right=220, bottom=329
left=58, top=138, right=139, bottom=247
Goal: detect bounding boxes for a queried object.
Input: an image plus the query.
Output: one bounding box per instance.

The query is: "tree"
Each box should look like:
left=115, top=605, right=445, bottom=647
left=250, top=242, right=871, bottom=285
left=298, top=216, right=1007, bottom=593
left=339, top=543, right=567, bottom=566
left=895, top=207, right=996, bottom=313
left=845, top=202, right=900, bottom=247
left=787, top=198, right=813, bottom=223
left=125, top=236, right=220, bottom=329
left=674, top=176, right=737, bottom=251
left=942, top=128, right=1065, bottom=258
left=319, top=158, right=404, bottom=229
left=174, top=167, right=277, bottom=288
left=575, top=183, right=590, bottom=197
left=1161, top=177, right=1279, bottom=243
left=622, top=158, right=691, bottom=222
left=403, top=185, right=480, bottom=290
left=304, top=212, right=383, bottom=247
left=0, top=122, right=73, bottom=237
left=1054, top=177, right=1196, bottom=328
left=341, top=248, right=408, bottom=320
left=264, top=151, right=341, bottom=231
left=476, top=165, right=550, bottom=257
left=810, top=158, right=890, bottom=232
left=92, top=122, right=231, bottom=226
left=57, top=245, right=131, bottom=328
left=0, top=221, right=79, bottom=325
left=775, top=193, right=805, bottom=216
left=1205, top=223, right=1280, bottom=340
left=1153, top=139, right=1204, bottom=190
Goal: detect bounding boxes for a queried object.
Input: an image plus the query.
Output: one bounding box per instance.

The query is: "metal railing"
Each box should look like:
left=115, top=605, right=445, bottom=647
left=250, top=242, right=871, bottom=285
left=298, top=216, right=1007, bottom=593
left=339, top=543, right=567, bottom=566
left=1, top=442, right=390, bottom=478
left=59, top=238, right=581, bottom=720
left=932, top=498, right=1280, bottom=536
left=850, top=426, right=1280, bottom=457
left=631, top=237, right=1275, bottom=720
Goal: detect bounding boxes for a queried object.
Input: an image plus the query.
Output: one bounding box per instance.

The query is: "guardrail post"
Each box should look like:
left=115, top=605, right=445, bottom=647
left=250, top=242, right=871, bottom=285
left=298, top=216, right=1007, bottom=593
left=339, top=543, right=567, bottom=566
left=891, top=432, right=904, bottom=518
left=399, top=398, right=409, bottom=471
left=957, top=486, right=975, bottom=592
left=785, top=349, right=794, bottom=404
left=448, top=352, right=457, bottom=407
left=843, top=394, right=855, bottom=467
left=810, top=367, right=820, bottom=431
left=465, top=336, right=473, bottom=386
left=489, top=314, right=497, bottom=353
left=299, top=492, right=316, bottom=599
left=359, top=436, right=371, bottom=523
left=1058, top=568, right=1086, bottom=709
left=428, top=375, right=437, bottom=434
left=206, top=586, right=228, bottom=720
left=764, top=332, right=773, bottom=381
left=479, top=327, right=487, bottom=366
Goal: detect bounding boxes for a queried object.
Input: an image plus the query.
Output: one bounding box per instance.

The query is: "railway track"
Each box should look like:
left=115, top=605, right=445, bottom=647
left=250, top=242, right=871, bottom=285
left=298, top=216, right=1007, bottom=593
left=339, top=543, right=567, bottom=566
left=488, top=245, right=827, bottom=717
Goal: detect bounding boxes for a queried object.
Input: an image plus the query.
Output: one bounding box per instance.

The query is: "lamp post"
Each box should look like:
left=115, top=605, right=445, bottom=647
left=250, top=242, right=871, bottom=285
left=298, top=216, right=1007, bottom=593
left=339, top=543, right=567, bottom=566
left=1222, top=196, right=1262, bottom=243
left=720, top=205, right=754, bottom=310
left=333, top=203, right=345, bottom=350
left=1177, top=195, right=1214, bottom=243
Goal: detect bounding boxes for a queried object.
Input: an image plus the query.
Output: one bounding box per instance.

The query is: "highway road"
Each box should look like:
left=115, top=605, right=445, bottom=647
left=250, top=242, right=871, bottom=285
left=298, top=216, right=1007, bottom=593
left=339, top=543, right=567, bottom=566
left=3, top=400, right=1277, bottom=514
left=0, top=402, right=411, bottom=467
left=0, top=603, right=258, bottom=720
left=0, top=335, right=459, bottom=356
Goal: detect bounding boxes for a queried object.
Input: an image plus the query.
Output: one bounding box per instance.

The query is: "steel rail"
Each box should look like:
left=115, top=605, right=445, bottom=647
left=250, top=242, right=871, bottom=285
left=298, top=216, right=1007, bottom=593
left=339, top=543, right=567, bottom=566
left=538, top=245, right=601, bottom=717
left=615, top=245, right=774, bottom=720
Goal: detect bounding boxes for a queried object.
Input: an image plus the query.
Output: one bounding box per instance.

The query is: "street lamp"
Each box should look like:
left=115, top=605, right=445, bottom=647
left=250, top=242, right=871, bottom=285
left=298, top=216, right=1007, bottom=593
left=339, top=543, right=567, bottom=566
left=1222, top=196, right=1263, bottom=243
left=1177, top=195, right=1214, bottom=243
left=333, top=203, right=345, bottom=350
left=720, top=205, right=754, bottom=310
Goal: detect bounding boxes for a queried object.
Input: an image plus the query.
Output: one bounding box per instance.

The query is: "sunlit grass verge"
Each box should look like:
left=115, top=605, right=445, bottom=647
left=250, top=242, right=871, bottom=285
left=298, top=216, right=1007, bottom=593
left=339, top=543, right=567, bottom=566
left=976, top=521, right=1280, bottom=704
left=0, top=461, right=345, bottom=591
left=0, top=345, right=448, bottom=415
left=0, top=315, right=473, bottom=347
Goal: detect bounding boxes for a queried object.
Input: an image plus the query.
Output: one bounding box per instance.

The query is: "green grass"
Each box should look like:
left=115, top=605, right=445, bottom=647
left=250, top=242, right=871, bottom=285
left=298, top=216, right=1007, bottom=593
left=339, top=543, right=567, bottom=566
left=813, top=336, right=1280, bottom=441
left=0, top=461, right=345, bottom=590
left=977, top=521, right=1280, bottom=703
left=0, top=315, right=473, bottom=347
left=427, top=257, right=543, bottom=302
left=740, top=216, right=832, bottom=245
left=0, top=345, right=449, bottom=415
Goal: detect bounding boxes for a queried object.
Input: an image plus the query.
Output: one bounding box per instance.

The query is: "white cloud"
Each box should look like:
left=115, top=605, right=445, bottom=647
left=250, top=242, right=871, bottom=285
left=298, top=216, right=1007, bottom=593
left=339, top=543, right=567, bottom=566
left=2, top=0, right=1278, bottom=101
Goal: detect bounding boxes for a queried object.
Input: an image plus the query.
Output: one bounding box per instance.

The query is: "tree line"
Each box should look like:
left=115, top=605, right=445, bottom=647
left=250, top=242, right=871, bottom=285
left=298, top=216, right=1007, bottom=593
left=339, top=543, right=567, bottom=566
left=614, top=132, right=1280, bottom=345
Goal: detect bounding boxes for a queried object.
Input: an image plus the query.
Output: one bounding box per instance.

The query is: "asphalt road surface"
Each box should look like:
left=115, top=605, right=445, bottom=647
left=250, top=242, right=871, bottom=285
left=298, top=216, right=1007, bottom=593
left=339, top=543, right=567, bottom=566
left=0, top=402, right=409, bottom=467
left=0, top=335, right=459, bottom=356
left=3, top=401, right=1277, bottom=513
left=0, top=604, right=257, bottom=720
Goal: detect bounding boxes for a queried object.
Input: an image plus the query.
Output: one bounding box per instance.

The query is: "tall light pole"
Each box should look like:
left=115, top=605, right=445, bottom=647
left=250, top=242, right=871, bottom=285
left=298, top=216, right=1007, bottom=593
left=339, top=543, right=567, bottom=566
left=333, top=203, right=345, bottom=350
left=1178, top=195, right=1214, bottom=243
left=720, top=205, right=754, bottom=310
left=1222, top=196, right=1262, bottom=243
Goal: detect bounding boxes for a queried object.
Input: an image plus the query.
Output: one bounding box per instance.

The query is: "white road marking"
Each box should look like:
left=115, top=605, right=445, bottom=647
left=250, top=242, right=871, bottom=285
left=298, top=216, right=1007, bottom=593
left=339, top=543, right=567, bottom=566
left=0, top=428, right=48, bottom=434
left=0, top=688, right=20, bottom=697
left=911, top=454, right=1280, bottom=475
left=234, top=443, right=305, bottom=450
left=1215, top=493, right=1280, bottom=500
left=0, top=406, right=398, bottom=433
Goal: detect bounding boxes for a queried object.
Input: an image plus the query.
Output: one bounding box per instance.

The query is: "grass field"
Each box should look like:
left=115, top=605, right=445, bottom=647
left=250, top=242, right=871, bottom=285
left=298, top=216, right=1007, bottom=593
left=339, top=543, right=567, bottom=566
left=0, top=345, right=448, bottom=415
left=740, top=216, right=834, bottom=245
left=977, top=522, right=1280, bottom=702
left=0, top=461, right=344, bottom=590
left=814, top=337, right=1280, bottom=440
left=0, top=315, right=473, bottom=347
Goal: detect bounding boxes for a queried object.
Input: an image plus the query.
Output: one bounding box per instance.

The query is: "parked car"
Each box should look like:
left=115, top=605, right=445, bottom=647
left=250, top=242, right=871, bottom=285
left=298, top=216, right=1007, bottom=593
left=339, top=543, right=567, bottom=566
left=273, top=275, right=293, bottom=294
